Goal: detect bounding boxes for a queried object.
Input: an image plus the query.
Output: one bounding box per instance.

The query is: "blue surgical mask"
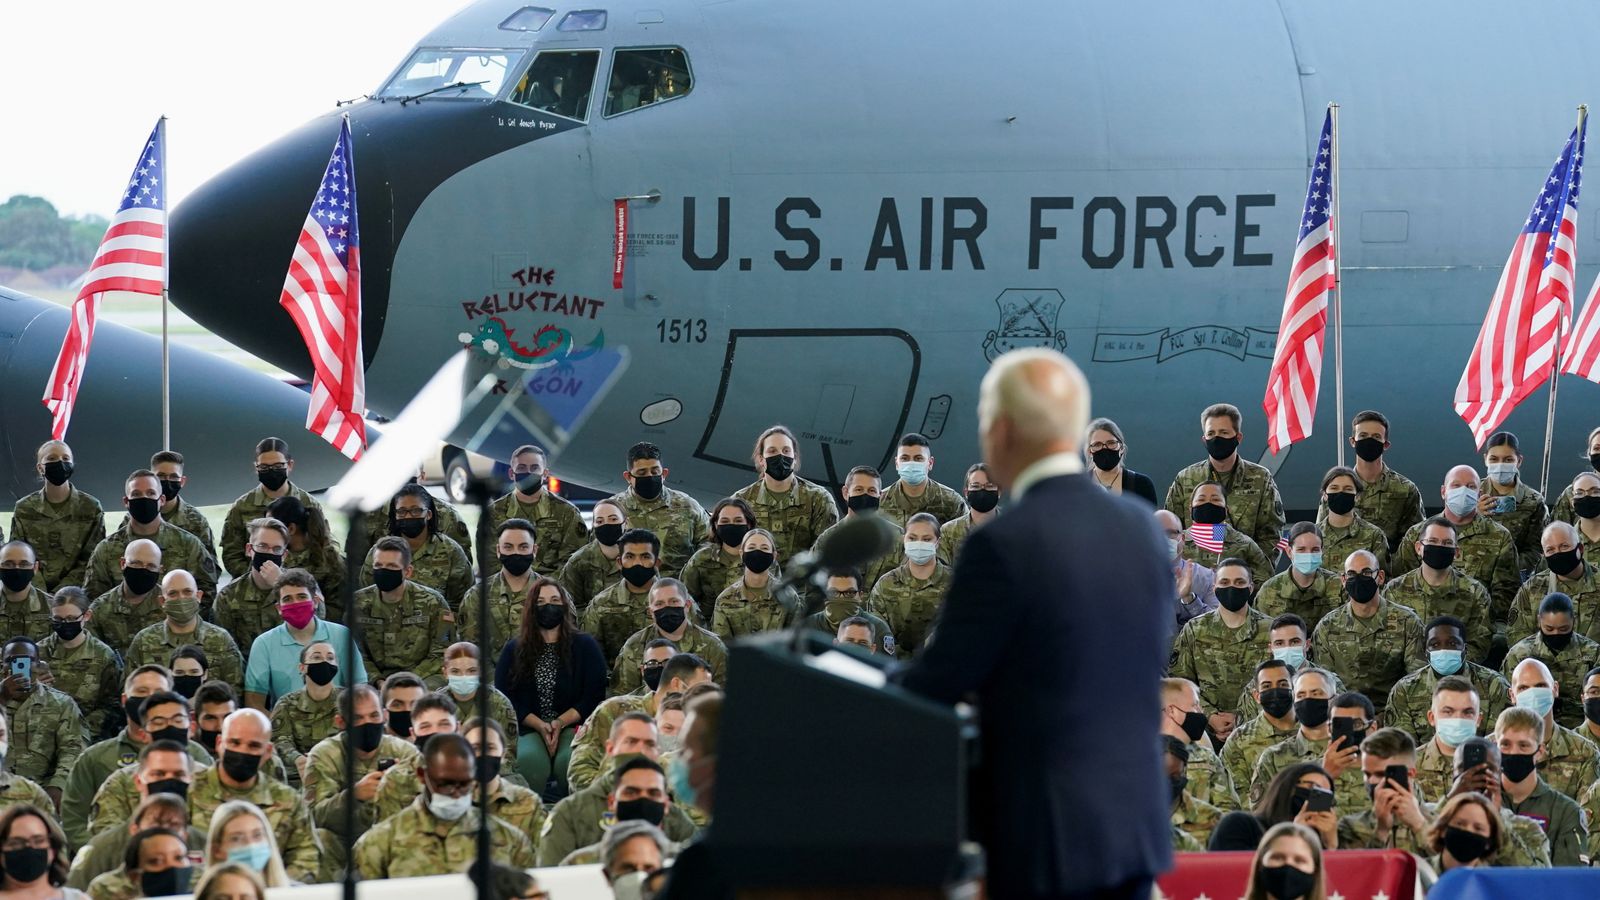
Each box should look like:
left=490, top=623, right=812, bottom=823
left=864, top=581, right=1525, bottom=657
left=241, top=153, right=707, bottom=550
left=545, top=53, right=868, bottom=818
left=896, top=461, right=929, bottom=486
left=1486, top=462, right=1518, bottom=485
left=669, top=757, right=698, bottom=808
left=904, top=540, right=938, bottom=565
left=1516, top=686, right=1555, bottom=718
left=1429, top=650, right=1464, bottom=676
left=1272, top=646, right=1305, bottom=669
left=226, top=841, right=273, bottom=872
left=1168, top=538, right=1183, bottom=561
left=446, top=675, right=479, bottom=697
left=1445, top=485, right=1479, bottom=517
left=1291, top=552, right=1323, bottom=575
left=1435, top=716, right=1477, bottom=748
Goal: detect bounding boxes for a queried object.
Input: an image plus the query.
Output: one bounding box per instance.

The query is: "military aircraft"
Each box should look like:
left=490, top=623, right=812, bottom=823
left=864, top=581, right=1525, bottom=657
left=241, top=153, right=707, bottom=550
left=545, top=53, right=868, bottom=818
left=16, top=0, right=1600, bottom=513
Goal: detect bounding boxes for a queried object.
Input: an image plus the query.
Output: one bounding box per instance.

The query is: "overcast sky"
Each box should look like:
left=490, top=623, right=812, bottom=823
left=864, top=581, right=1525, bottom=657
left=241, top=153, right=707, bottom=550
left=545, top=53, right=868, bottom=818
left=3, top=1, right=456, bottom=217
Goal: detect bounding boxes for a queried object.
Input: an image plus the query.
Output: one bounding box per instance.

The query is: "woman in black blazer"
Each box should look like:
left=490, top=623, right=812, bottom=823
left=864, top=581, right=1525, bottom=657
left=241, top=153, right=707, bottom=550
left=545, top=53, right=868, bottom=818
left=1084, top=417, right=1159, bottom=506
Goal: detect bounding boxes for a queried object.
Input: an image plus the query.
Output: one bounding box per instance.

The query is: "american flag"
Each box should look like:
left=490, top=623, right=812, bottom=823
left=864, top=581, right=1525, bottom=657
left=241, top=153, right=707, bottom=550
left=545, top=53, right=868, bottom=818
left=1188, top=523, right=1227, bottom=554
left=1264, top=109, right=1337, bottom=455
left=1563, top=265, right=1600, bottom=381
left=1454, top=121, right=1586, bottom=445
left=41, top=120, right=167, bottom=439
left=278, top=118, right=367, bottom=460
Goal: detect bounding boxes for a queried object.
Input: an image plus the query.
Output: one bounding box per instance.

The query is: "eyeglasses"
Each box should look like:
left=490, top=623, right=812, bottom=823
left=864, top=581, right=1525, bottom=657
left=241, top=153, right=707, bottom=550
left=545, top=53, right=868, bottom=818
left=827, top=590, right=863, bottom=599
left=249, top=543, right=286, bottom=555
left=254, top=464, right=288, bottom=474
left=1575, top=488, right=1600, bottom=498
left=393, top=508, right=429, bottom=519
left=1, top=837, right=49, bottom=851
left=0, top=562, right=32, bottom=570
left=1086, top=440, right=1122, bottom=453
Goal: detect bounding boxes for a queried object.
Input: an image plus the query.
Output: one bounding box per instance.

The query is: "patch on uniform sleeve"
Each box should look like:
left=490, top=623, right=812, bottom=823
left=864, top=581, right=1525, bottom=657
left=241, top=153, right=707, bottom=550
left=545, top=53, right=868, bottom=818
left=881, top=633, right=897, bottom=656
left=441, top=611, right=456, bottom=623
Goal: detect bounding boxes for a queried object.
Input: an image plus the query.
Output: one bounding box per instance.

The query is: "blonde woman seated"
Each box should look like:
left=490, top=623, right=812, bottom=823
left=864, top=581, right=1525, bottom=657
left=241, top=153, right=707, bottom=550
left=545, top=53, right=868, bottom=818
left=193, top=863, right=266, bottom=900
left=204, top=802, right=292, bottom=888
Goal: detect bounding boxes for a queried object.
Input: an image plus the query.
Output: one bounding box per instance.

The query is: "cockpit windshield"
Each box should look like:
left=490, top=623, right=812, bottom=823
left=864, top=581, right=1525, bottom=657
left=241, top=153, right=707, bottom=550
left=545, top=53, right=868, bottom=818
left=378, top=48, right=520, bottom=100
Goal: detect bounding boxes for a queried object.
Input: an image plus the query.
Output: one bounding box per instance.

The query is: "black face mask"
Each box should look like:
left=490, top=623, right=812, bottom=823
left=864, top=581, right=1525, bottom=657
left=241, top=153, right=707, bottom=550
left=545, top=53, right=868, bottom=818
left=1586, top=697, right=1600, bottom=726
left=594, top=523, right=624, bottom=547
left=621, top=564, right=656, bottom=588
left=1325, top=491, right=1357, bottom=516
left=354, top=721, right=386, bottom=753
left=1260, top=687, right=1294, bottom=719
left=1576, top=496, right=1600, bottom=520
left=534, top=604, right=566, bottom=630
left=965, top=488, right=1000, bottom=513
left=1591, top=452, right=1600, bottom=474
left=1090, top=448, right=1121, bottom=472
left=742, top=550, right=775, bottom=574
left=499, top=553, right=534, bottom=577
left=1500, top=752, right=1537, bottom=783
left=123, top=696, right=146, bottom=729
left=515, top=472, right=545, bottom=494
left=305, top=661, right=338, bottom=687
left=122, top=566, right=160, bottom=596
left=1353, top=437, right=1386, bottom=462
left=149, top=725, right=188, bottom=746
left=653, top=607, right=687, bottom=633
left=388, top=709, right=413, bottom=738
left=42, top=460, right=73, bottom=486
left=1421, top=544, right=1456, bottom=570
left=845, top=494, right=880, bottom=514
left=1546, top=548, right=1583, bottom=577
left=140, top=866, right=192, bottom=898
left=632, top=474, right=664, bottom=500
left=1541, top=630, right=1574, bottom=652
left=1191, top=503, right=1227, bottom=526
left=372, top=568, right=405, bottom=593
left=1294, top=697, right=1331, bottom=729
left=1204, top=435, right=1239, bottom=461
left=250, top=551, right=283, bottom=572
left=127, top=496, right=161, bottom=525
left=1169, top=773, right=1189, bottom=806
left=764, top=455, right=795, bottom=481
left=1216, top=586, right=1251, bottom=613
left=0, top=568, right=34, bottom=594
left=159, top=478, right=182, bottom=501
left=145, top=777, right=189, bottom=800
left=2, top=846, right=50, bottom=884
left=221, top=749, right=262, bottom=782
left=258, top=468, right=289, bottom=491
left=1173, top=709, right=1208, bottom=743
left=1444, top=826, right=1493, bottom=863
left=198, top=728, right=220, bottom=753
left=479, top=756, right=503, bottom=783
left=716, top=523, right=751, bottom=547
left=642, top=665, right=665, bottom=692
left=1257, top=863, right=1316, bottom=900
left=614, top=797, right=667, bottom=826
left=1345, top=573, right=1380, bottom=603
left=50, top=619, right=83, bottom=642
left=393, top=517, right=428, bottom=539
left=172, top=675, right=202, bottom=698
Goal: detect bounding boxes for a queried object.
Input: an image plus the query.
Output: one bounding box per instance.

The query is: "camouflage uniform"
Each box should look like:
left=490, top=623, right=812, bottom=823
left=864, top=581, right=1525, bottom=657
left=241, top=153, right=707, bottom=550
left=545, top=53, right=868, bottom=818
left=1390, top=516, right=1520, bottom=625
left=1165, top=458, right=1286, bottom=559
left=84, top=586, right=165, bottom=657
left=1233, top=669, right=1348, bottom=723
left=1180, top=524, right=1273, bottom=587
left=83, top=522, right=219, bottom=602
left=1506, top=778, right=1586, bottom=866
left=535, top=772, right=699, bottom=866
left=1479, top=478, right=1550, bottom=574
left=303, top=731, right=419, bottom=847
left=813, top=517, right=903, bottom=591
left=1254, top=569, right=1345, bottom=629
left=1172, top=822, right=1205, bottom=853
left=60, top=732, right=212, bottom=849
left=1219, top=713, right=1298, bottom=794
left=733, top=477, right=839, bottom=562
left=459, top=570, right=534, bottom=668
left=87, top=754, right=288, bottom=840
left=1383, top=661, right=1510, bottom=744
left=37, top=630, right=123, bottom=741
left=10, top=485, right=106, bottom=592
left=1580, top=776, right=1600, bottom=863
left=484, top=777, right=548, bottom=848
left=1412, top=803, right=1550, bottom=867
left=582, top=580, right=655, bottom=665
left=358, top=534, right=473, bottom=612
left=373, top=761, right=426, bottom=822
left=1501, top=633, right=1600, bottom=729
left=610, top=623, right=729, bottom=696
left=188, top=764, right=321, bottom=882
left=1318, top=516, right=1391, bottom=577
left=868, top=561, right=951, bottom=659
left=1171, top=790, right=1225, bottom=848
left=268, top=687, right=339, bottom=777
left=211, top=573, right=287, bottom=661
left=679, top=545, right=743, bottom=621
left=353, top=794, right=535, bottom=878
left=1316, top=465, right=1426, bottom=550
left=712, top=579, right=800, bottom=642
left=66, top=824, right=207, bottom=892
left=1338, top=806, right=1430, bottom=854
left=1310, top=597, right=1426, bottom=714
left=353, top=581, right=454, bottom=682
left=877, top=478, right=967, bottom=530
left=1536, top=723, right=1599, bottom=803
left=1509, top=565, right=1600, bottom=644
left=1552, top=483, right=1580, bottom=526
left=489, top=490, right=589, bottom=577
left=803, top=605, right=897, bottom=657
left=220, top=483, right=322, bottom=578
left=434, top=686, right=521, bottom=769
left=556, top=541, right=620, bottom=610
left=125, top=621, right=244, bottom=694
left=1184, top=740, right=1240, bottom=811
left=0, top=586, right=54, bottom=644
left=1169, top=606, right=1272, bottom=719
left=86, top=869, right=141, bottom=900
left=1249, top=730, right=1368, bottom=812
left=604, top=486, right=709, bottom=577
left=3, top=684, right=85, bottom=792
left=137, top=498, right=216, bottom=559
left=0, top=768, right=53, bottom=816
left=938, top=511, right=991, bottom=566
left=566, top=693, right=654, bottom=793
left=1382, top=568, right=1495, bottom=663
left=363, top=500, right=474, bottom=568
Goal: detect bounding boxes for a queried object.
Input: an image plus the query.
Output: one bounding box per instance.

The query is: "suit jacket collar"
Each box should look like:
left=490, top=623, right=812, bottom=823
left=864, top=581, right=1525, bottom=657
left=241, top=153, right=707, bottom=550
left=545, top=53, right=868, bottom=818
left=1012, top=452, right=1085, bottom=501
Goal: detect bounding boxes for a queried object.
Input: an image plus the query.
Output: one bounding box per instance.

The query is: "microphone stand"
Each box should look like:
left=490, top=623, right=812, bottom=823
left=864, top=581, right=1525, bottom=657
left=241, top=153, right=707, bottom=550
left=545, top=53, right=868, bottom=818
left=461, top=473, right=499, bottom=900
left=340, top=509, right=369, bottom=900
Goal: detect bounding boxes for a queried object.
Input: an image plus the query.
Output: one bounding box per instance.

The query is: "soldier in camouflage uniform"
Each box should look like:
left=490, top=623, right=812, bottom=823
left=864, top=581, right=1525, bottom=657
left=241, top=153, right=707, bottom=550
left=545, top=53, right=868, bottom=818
left=733, top=425, right=839, bottom=561
left=1580, top=772, right=1600, bottom=864
left=83, top=695, right=198, bottom=838
left=939, top=463, right=1000, bottom=566
left=1572, top=473, right=1600, bottom=572
left=492, top=444, right=589, bottom=577
left=1441, top=736, right=1554, bottom=867
left=188, top=709, right=321, bottom=882
left=0, top=712, right=54, bottom=813
left=1169, top=559, right=1271, bottom=740
left=804, top=571, right=897, bottom=656
left=1248, top=672, right=1372, bottom=813
left=462, top=718, right=547, bottom=845
left=85, top=540, right=167, bottom=657
left=1163, top=736, right=1223, bottom=848
left=815, top=467, right=904, bottom=590
left=357, top=484, right=472, bottom=611
left=0, top=541, right=55, bottom=642
left=868, top=513, right=950, bottom=659
left=1390, top=472, right=1521, bottom=626
left=1161, top=678, right=1239, bottom=811
left=877, top=433, right=967, bottom=530
left=353, top=538, right=455, bottom=684
left=567, top=655, right=711, bottom=792
left=1255, top=523, right=1344, bottom=627
left=1506, top=657, right=1600, bottom=800
left=146, top=450, right=215, bottom=558
left=1337, top=728, right=1438, bottom=854
left=556, top=500, right=626, bottom=610
left=124, top=571, right=244, bottom=694
left=1480, top=435, right=1551, bottom=573
left=212, top=518, right=293, bottom=659
left=1502, top=593, right=1600, bottom=728
left=1315, top=466, right=1391, bottom=577
left=1310, top=550, right=1426, bottom=716
left=362, top=473, right=475, bottom=567
left=219, top=437, right=323, bottom=578
left=302, top=686, right=420, bottom=875
left=1220, top=660, right=1301, bottom=794
left=583, top=529, right=662, bottom=664
left=1548, top=428, right=1600, bottom=526
left=1494, top=707, right=1588, bottom=866
left=713, top=529, right=800, bottom=642
left=1178, top=483, right=1273, bottom=585
left=37, top=588, right=122, bottom=741
left=1314, top=412, right=1427, bottom=551
left=266, top=496, right=346, bottom=624
left=436, top=642, right=520, bottom=769
left=1508, top=522, right=1600, bottom=642
left=1163, top=402, right=1285, bottom=559
left=1411, top=676, right=1486, bottom=803
left=9, top=440, right=106, bottom=592
left=604, top=442, right=709, bottom=578
left=371, top=693, right=461, bottom=820
left=459, top=518, right=539, bottom=668
left=1385, top=617, right=1510, bottom=744
left=536, top=755, right=697, bottom=867
left=84, top=469, right=218, bottom=600
left=610, top=580, right=728, bottom=696
left=268, top=641, right=341, bottom=783
left=1382, top=518, right=1495, bottom=662
left=1, top=636, right=85, bottom=805
left=679, top=498, right=758, bottom=622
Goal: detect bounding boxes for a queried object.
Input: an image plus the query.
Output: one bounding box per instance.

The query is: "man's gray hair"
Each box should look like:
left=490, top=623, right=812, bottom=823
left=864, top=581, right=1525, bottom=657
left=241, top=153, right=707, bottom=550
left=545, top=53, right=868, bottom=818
left=600, top=820, right=670, bottom=873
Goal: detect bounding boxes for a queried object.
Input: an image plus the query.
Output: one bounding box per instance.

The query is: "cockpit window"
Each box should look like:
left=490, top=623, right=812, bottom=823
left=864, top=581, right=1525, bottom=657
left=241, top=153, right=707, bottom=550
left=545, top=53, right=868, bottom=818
left=508, top=50, right=600, bottom=121
left=558, top=10, right=607, bottom=31
left=604, top=48, right=692, bottom=117
left=378, top=48, right=518, bottom=100
left=499, top=7, right=555, bottom=32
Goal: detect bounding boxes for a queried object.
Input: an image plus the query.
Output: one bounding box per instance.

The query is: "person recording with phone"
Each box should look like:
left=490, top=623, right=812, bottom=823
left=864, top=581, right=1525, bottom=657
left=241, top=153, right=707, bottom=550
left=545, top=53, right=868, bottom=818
left=1, top=637, right=85, bottom=812
left=1248, top=670, right=1372, bottom=813
left=1210, top=763, right=1340, bottom=852
left=1337, top=727, right=1429, bottom=851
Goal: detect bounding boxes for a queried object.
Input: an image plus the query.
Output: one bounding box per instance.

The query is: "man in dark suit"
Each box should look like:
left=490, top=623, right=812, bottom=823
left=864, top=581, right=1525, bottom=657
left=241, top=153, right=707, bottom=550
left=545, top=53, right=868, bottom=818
left=900, top=348, right=1173, bottom=899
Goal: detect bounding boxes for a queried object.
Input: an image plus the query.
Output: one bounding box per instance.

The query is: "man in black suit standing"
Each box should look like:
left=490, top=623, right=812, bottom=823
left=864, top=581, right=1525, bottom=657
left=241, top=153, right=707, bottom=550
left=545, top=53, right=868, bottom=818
left=900, top=348, right=1173, bottom=899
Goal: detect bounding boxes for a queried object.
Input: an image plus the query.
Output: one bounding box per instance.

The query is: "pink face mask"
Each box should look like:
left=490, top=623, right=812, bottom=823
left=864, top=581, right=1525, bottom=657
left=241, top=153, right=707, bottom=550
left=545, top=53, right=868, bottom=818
left=280, top=601, right=316, bottom=629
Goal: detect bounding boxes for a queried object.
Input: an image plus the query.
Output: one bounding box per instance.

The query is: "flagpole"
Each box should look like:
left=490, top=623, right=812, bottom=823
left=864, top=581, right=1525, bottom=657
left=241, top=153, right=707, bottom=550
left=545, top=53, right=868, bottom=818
left=158, top=115, right=171, bottom=451
left=1330, top=102, right=1345, bottom=468
left=1540, top=103, right=1588, bottom=497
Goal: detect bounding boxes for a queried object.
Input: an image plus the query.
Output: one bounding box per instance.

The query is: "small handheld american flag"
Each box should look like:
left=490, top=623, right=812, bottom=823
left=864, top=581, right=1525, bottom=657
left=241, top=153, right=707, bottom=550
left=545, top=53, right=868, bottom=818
left=1188, top=523, right=1227, bottom=555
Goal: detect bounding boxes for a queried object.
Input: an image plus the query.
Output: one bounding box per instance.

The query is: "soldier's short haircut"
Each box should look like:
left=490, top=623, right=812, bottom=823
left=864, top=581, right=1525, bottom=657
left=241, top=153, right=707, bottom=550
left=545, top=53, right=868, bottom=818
left=274, top=567, right=321, bottom=599
left=511, top=443, right=547, bottom=462
left=497, top=517, right=537, bottom=542
left=381, top=672, right=426, bottom=703
left=124, top=468, right=159, bottom=492
left=1332, top=691, right=1375, bottom=719
left=752, top=425, right=799, bottom=467
left=133, top=792, right=187, bottom=827
left=643, top=638, right=679, bottom=655
left=194, top=681, right=237, bottom=710
left=139, top=739, right=192, bottom=767
left=615, top=756, right=665, bottom=780
left=627, top=441, right=663, bottom=464
left=829, top=569, right=864, bottom=590
left=838, top=616, right=873, bottom=632
left=618, top=528, right=661, bottom=558
left=1495, top=706, right=1545, bottom=743
left=255, top=437, right=292, bottom=459
left=662, top=652, right=711, bottom=686
left=1433, top=675, right=1478, bottom=700
left=170, top=644, right=208, bottom=671
left=1200, top=403, right=1242, bottom=431
left=1256, top=658, right=1293, bottom=678
left=685, top=691, right=723, bottom=753
left=1539, top=592, right=1576, bottom=618
left=1320, top=466, right=1363, bottom=494
left=657, top=692, right=686, bottom=714
left=1162, top=734, right=1189, bottom=763
left=297, top=642, right=333, bottom=664
left=1286, top=521, right=1320, bottom=544
left=1360, top=727, right=1416, bottom=761
left=49, top=586, right=88, bottom=611
left=1159, top=677, right=1199, bottom=705
left=0, top=540, right=36, bottom=562
left=138, top=691, right=190, bottom=727
left=600, top=820, right=669, bottom=876
left=460, top=717, right=507, bottom=745
left=1424, top=615, right=1468, bottom=637
left=682, top=681, right=722, bottom=706
left=1419, top=516, right=1458, bottom=541
left=1215, top=557, right=1252, bottom=583
left=411, top=694, right=458, bottom=720
left=906, top=512, right=940, bottom=533
left=1, top=636, right=36, bottom=657
left=421, top=732, right=473, bottom=764
left=1351, top=410, right=1390, bottom=434
left=1587, top=665, right=1600, bottom=682
left=337, top=683, right=381, bottom=711
left=372, top=536, right=413, bottom=568
left=610, top=711, right=656, bottom=739
left=898, top=432, right=931, bottom=449
left=649, top=578, right=691, bottom=606
left=1292, top=667, right=1334, bottom=694
left=845, top=465, right=881, bottom=484
left=125, top=664, right=173, bottom=693
left=150, top=450, right=185, bottom=468
left=247, top=517, right=289, bottom=543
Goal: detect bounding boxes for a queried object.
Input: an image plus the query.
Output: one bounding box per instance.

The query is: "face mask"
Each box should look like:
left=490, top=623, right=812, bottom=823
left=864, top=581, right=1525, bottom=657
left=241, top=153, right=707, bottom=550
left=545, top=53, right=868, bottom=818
left=1516, top=686, right=1555, bottom=718
left=1353, top=437, right=1386, bottom=462
left=716, top=523, right=751, bottom=547
left=2, top=846, right=50, bottom=884
left=478, top=756, right=503, bottom=783
left=163, top=597, right=199, bottom=625
left=1444, top=826, right=1493, bottom=863
left=1500, top=752, right=1537, bottom=783
left=51, top=619, right=82, bottom=642
left=1293, top=698, right=1330, bottom=729
left=1257, top=863, right=1316, bottom=900
left=1272, top=646, right=1305, bottom=669
left=621, top=564, right=656, bottom=588
left=614, top=797, right=667, bottom=826
left=642, top=665, right=665, bottom=692
left=905, top=541, right=938, bottom=565
left=42, top=460, right=73, bottom=486
left=1576, top=495, right=1600, bottom=520
left=1445, top=485, right=1479, bottom=517
left=658, top=734, right=681, bottom=754
left=221, top=749, right=263, bottom=783
left=388, top=710, right=413, bottom=739
left=1260, top=687, right=1294, bottom=719
left=845, top=494, right=880, bottom=514
left=519, top=603, right=560, bottom=633
left=1173, top=709, right=1208, bottom=743
left=1546, top=548, right=1583, bottom=577
left=198, top=729, right=220, bottom=753
left=149, top=724, right=188, bottom=745
left=1205, top=435, right=1239, bottom=461
left=653, top=607, right=687, bottom=633
left=498, top=553, right=534, bottom=578
left=1325, top=491, right=1357, bottom=516
left=427, top=788, right=472, bottom=821
left=670, top=758, right=699, bottom=808
left=515, top=472, right=545, bottom=494
left=1291, top=552, right=1322, bottom=575
left=1216, top=586, right=1251, bottom=612
left=0, top=568, right=34, bottom=593
left=966, top=488, right=1000, bottom=513
left=144, top=776, right=189, bottom=800
left=127, top=496, right=161, bottom=525
left=1541, top=630, right=1573, bottom=653
left=1429, top=649, right=1464, bottom=676
left=1191, top=503, right=1227, bottom=526
left=124, top=696, right=146, bottom=728
left=250, top=551, right=283, bottom=572
left=1089, top=448, right=1121, bottom=472
left=764, top=455, right=795, bottom=481
left=173, top=675, right=202, bottom=698
left=1167, top=537, right=1183, bottom=561
left=1435, top=716, right=1477, bottom=748
left=372, top=568, right=405, bottom=593
left=140, top=867, right=192, bottom=898
left=273, top=601, right=315, bottom=632
left=1420, top=544, right=1456, bottom=571
left=159, top=478, right=182, bottom=501
left=354, top=721, right=386, bottom=753
left=258, top=468, right=289, bottom=491
left=1486, top=461, right=1518, bottom=485
left=896, top=461, right=929, bottom=486
left=447, top=675, right=479, bottom=697
left=594, top=523, right=625, bottom=546
left=742, top=550, right=775, bottom=574
left=123, top=566, right=160, bottom=596
left=304, top=661, right=338, bottom=687
left=1591, top=452, right=1600, bottom=474
left=1586, top=697, right=1600, bottom=726
left=226, top=842, right=273, bottom=872
left=1345, top=574, right=1379, bottom=603
left=394, top=517, right=428, bottom=539
left=632, top=474, right=664, bottom=500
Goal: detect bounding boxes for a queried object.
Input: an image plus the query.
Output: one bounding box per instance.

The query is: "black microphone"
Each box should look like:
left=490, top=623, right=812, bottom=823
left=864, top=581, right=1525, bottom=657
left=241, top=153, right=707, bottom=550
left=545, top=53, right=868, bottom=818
left=783, top=514, right=901, bottom=649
